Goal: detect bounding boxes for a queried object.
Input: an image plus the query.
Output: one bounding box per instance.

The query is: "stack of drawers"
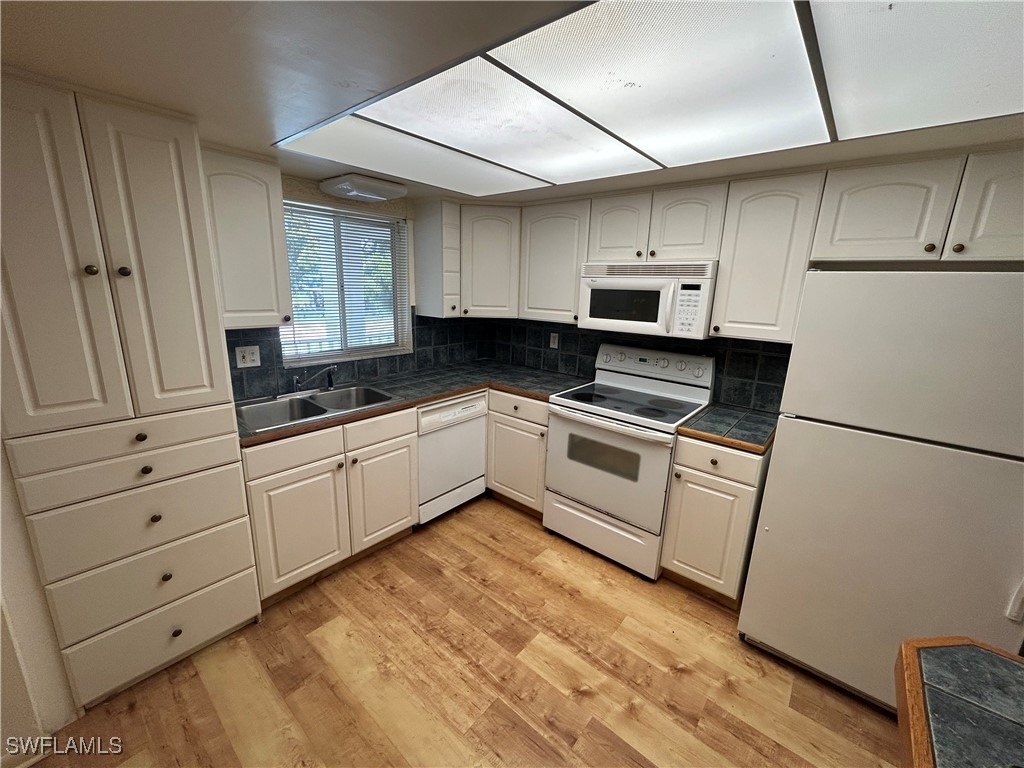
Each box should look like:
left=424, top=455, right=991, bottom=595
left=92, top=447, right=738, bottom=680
left=5, top=404, right=259, bottom=707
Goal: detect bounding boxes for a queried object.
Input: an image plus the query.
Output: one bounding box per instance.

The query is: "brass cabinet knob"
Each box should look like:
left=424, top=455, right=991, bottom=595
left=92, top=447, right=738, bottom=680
left=161, top=572, right=173, bottom=582
left=117, top=266, right=132, bottom=276
left=674, top=471, right=682, bottom=479
left=150, top=514, right=162, bottom=523
left=171, top=628, right=183, bottom=638
left=83, top=264, right=100, bottom=276
left=923, top=243, right=936, bottom=253
left=710, top=458, right=719, bottom=466
left=952, top=243, right=965, bottom=253
left=140, top=465, right=153, bottom=475
left=135, top=432, right=148, bottom=442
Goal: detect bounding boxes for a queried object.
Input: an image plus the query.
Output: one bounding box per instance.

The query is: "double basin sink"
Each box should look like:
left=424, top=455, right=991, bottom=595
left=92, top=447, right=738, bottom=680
left=236, top=386, right=395, bottom=434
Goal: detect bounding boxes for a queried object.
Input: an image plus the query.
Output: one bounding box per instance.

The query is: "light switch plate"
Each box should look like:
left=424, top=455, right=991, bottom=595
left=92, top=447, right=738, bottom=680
left=236, top=345, right=261, bottom=368
left=549, top=333, right=559, bottom=349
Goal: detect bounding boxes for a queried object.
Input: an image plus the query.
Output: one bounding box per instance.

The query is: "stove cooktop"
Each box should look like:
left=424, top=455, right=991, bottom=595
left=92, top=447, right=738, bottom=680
left=553, top=381, right=706, bottom=428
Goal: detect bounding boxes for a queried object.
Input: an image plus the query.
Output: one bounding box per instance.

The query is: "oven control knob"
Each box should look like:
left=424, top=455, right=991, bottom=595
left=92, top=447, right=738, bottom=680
left=602, top=353, right=611, bottom=363
left=693, top=366, right=704, bottom=378
left=617, top=353, right=626, bottom=362
left=676, top=361, right=687, bottom=371
left=659, top=358, right=669, bottom=369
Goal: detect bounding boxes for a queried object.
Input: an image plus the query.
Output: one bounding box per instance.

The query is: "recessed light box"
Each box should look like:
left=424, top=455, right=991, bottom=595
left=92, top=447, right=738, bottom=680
left=490, top=1, right=829, bottom=167
left=358, top=57, right=659, bottom=184
left=811, top=1, right=1024, bottom=140
left=280, top=116, right=549, bottom=197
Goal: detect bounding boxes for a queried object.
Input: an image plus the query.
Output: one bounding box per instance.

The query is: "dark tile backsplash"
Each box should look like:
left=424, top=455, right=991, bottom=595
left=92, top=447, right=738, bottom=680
left=225, top=314, right=790, bottom=411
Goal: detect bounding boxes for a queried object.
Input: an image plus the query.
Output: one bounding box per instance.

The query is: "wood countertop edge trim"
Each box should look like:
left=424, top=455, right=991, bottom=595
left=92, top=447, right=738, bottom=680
left=676, top=425, right=775, bottom=455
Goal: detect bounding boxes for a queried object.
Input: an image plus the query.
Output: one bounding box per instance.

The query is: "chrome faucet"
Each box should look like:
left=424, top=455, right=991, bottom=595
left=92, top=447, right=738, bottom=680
left=292, top=364, right=337, bottom=393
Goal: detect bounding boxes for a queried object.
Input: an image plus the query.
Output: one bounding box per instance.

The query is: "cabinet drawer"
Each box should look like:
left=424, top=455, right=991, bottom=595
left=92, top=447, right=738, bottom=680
left=5, top=404, right=236, bottom=478
left=46, top=519, right=254, bottom=648
left=242, top=425, right=344, bottom=481
left=674, top=436, right=762, bottom=486
left=344, top=408, right=416, bottom=451
left=63, top=569, right=258, bottom=707
left=27, top=464, right=246, bottom=584
left=16, top=435, right=240, bottom=514
left=489, top=390, right=548, bottom=426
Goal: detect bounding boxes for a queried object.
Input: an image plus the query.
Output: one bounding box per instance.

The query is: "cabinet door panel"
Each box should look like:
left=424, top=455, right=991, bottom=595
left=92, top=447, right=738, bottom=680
left=710, top=173, right=824, bottom=342
left=461, top=206, right=520, bottom=317
left=77, top=97, right=231, bottom=415
left=1, top=79, right=133, bottom=437
left=661, top=467, right=755, bottom=600
left=943, top=150, right=1023, bottom=261
left=486, top=413, right=546, bottom=511
left=247, top=456, right=351, bottom=598
left=203, top=150, right=292, bottom=327
left=348, top=434, right=417, bottom=553
left=649, top=184, right=727, bottom=262
left=812, top=157, right=964, bottom=261
left=587, top=192, right=652, bottom=262
left=519, top=201, right=589, bottom=323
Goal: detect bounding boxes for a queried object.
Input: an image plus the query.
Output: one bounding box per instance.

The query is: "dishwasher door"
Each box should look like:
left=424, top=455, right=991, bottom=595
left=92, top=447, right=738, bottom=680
left=418, top=393, right=487, bottom=522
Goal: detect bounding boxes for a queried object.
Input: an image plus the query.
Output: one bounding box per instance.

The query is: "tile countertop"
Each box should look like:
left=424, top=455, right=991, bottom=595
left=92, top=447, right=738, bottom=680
left=237, top=361, right=778, bottom=453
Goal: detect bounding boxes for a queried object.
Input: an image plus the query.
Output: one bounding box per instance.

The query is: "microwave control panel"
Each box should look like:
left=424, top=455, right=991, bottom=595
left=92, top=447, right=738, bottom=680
left=672, top=280, right=713, bottom=339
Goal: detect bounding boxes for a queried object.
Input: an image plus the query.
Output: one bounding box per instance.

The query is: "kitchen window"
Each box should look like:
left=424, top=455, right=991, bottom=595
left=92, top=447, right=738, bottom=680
left=280, top=202, right=411, bottom=366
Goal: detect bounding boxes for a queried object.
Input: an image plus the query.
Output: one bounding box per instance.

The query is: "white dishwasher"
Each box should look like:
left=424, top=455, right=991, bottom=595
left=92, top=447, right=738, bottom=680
left=417, top=392, right=488, bottom=523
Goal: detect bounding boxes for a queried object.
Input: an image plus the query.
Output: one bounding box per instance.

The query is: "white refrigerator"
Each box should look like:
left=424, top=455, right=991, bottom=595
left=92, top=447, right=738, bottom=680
left=738, top=271, right=1024, bottom=708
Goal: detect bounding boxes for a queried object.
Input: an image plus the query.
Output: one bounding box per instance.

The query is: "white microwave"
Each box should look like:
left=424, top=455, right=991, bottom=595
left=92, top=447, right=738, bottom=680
left=577, top=262, right=717, bottom=339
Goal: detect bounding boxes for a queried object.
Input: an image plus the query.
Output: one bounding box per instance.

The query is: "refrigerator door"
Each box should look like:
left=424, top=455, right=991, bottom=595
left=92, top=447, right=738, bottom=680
left=738, top=416, right=1024, bottom=708
left=782, top=271, right=1024, bottom=457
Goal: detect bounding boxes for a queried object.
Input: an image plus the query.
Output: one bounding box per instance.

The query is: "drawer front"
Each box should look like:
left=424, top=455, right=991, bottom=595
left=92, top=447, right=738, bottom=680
left=489, top=390, right=549, bottom=426
left=5, top=404, right=236, bottom=478
left=63, top=569, right=259, bottom=707
left=675, top=436, right=762, bottom=485
left=344, top=408, right=417, bottom=451
left=27, top=464, right=246, bottom=584
left=16, top=434, right=240, bottom=513
left=242, top=425, right=344, bottom=481
left=46, top=519, right=254, bottom=648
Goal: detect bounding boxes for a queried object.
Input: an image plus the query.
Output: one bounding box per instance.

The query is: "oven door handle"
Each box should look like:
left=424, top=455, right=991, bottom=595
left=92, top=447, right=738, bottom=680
left=548, top=404, right=675, bottom=446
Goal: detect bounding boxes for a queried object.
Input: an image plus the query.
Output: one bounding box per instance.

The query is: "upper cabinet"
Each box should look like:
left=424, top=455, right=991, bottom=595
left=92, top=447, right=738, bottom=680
left=202, top=149, right=293, bottom=328
left=710, top=173, right=824, bottom=343
left=1, top=79, right=134, bottom=437
left=811, top=157, right=966, bottom=261
left=519, top=200, right=590, bottom=324
left=943, top=150, right=1023, bottom=261
left=588, top=184, right=727, bottom=263
left=461, top=206, right=520, bottom=318
left=412, top=199, right=461, bottom=318
left=77, top=96, right=231, bottom=416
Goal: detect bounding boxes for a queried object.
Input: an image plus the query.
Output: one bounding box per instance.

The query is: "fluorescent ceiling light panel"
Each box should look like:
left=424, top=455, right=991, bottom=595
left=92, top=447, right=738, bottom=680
left=490, top=1, right=828, bottom=167
left=811, top=1, right=1024, bottom=139
left=281, top=116, right=549, bottom=197
left=358, top=57, right=659, bottom=184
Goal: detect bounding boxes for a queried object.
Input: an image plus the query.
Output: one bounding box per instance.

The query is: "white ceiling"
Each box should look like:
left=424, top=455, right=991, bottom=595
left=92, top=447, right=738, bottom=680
left=3, top=0, right=1022, bottom=203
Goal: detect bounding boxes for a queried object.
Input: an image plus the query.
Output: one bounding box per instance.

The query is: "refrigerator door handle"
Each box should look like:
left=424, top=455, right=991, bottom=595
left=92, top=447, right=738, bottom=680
left=1006, top=576, right=1024, bottom=623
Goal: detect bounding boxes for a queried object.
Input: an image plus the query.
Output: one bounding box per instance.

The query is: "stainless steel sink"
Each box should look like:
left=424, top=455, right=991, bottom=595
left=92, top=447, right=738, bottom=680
left=308, top=386, right=393, bottom=411
left=236, top=396, right=329, bottom=432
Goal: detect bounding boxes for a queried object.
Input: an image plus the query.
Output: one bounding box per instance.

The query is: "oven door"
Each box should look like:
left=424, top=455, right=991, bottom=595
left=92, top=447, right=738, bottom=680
left=577, top=277, right=675, bottom=336
left=545, top=405, right=674, bottom=534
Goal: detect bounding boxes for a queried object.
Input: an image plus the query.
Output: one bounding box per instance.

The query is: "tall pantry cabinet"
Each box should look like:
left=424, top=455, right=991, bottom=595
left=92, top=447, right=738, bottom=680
left=1, top=77, right=259, bottom=708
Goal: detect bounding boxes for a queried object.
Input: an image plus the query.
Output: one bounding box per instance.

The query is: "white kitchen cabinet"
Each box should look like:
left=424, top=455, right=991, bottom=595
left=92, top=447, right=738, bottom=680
left=710, top=172, right=825, bottom=343
left=486, top=412, right=547, bottom=511
left=649, top=183, right=727, bottom=262
left=460, top=205, right=520, bottom=317
left=943, top=150, right=1024, bottom=261
left=202, top=149, right=293, bottom=328
left=246, top=455, right=352, bottom=598
left=77, top=96, right=231, bottom=415
left=413, top=199, right=462, bottom=318
left=347, top=433, right=418, bottom=553
left=811, top=156, right=966, bottom=261
left=1, top=78, right=134, bottom=437
left=587, top=192, right=653, bottom=262
left=519, top=200, right=590, bottom=324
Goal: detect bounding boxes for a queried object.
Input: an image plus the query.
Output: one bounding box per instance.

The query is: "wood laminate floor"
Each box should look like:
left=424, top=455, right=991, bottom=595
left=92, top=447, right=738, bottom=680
left=46, top=498, right=898, bottom=768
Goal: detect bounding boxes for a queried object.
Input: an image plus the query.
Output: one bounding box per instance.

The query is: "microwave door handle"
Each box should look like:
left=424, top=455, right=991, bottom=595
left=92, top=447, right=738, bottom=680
left=664, top=283, right=676, bottom=334
left=548, top=404, right=675, bottom=446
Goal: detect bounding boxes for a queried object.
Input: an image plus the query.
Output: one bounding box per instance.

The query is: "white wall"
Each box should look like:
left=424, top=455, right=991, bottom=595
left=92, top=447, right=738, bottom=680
left=0, top=445, right=76, bottom=742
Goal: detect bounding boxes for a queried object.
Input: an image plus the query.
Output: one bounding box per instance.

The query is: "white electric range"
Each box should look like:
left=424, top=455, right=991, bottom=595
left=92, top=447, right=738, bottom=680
left=544, top=343, right=714, bottom=578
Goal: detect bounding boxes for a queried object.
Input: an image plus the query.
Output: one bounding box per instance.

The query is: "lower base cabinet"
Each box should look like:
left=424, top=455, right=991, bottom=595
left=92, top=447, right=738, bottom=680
left=246, top=455, right=351, bottom=599
left=486, top=412, right=546, bottom=511
left=348, top=433, right=418, bottom=554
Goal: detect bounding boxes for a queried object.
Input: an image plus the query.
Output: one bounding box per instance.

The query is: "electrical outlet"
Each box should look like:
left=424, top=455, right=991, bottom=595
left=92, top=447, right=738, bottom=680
left=235, top=345, right=261, bottom=368
left=549, top=332, right=559, bottom=349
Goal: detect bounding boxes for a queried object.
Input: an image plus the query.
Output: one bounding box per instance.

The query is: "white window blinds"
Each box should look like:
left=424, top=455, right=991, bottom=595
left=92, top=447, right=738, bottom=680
left=280, top=202, right=411, bottom=366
